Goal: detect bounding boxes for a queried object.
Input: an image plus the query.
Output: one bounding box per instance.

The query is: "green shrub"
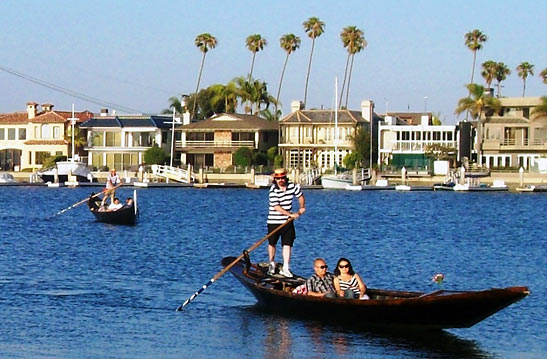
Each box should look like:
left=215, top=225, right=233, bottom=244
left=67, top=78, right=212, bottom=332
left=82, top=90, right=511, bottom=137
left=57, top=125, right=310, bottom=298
left=144, top=144, right=168, bottom=164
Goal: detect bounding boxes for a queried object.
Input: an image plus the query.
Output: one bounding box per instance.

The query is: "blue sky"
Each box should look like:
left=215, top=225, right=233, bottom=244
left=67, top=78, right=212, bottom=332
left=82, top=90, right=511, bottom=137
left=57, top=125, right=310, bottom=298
left=1, top=0, right=545, bottom=124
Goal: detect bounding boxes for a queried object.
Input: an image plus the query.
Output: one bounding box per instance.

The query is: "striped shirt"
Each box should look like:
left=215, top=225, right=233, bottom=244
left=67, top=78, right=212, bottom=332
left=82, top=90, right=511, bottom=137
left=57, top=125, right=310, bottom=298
left=338, top=275, right=360, bottom=296
left=267, top=182, right=303, bottom=224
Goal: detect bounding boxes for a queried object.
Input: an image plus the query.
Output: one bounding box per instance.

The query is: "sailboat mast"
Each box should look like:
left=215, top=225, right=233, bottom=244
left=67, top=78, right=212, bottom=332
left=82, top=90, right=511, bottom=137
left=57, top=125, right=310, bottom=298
left=334, top=77, right=338, bottom=171
left=71, top=104, right=75, bottom=161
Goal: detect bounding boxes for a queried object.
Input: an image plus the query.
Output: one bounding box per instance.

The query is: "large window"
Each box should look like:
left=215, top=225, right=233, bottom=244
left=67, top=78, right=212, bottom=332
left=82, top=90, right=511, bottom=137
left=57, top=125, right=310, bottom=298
left=105, top=131, right=122, bottom=147
left=92, top=131, right=104, bottom=146
left=41, top=124, right=51, bottom=139
left=232, top=132, right=254, bottom=141
left=187, top=132, right=213, bottom=141
left=35, top=151, right=50, bottom=165
left=53, top=126, right=61, bottom=139
left=0, top=128, right=4, bottom=140
left=8, top=128, right=16, bottom=140
left=18, top=128, right=26, bottom=140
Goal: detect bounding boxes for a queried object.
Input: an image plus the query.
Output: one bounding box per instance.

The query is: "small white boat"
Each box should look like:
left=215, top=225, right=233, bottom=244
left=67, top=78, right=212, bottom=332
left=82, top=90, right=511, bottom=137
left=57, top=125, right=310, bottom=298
left=0, top=172, right=16, bottom=183
left=37, top=160, right=93, bottom=183
left=395, top=184, right=411, bottom=191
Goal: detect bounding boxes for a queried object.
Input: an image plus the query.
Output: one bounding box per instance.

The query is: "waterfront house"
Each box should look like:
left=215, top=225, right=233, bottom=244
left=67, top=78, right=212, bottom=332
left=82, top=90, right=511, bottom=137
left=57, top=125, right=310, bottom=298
left=80, top=110, right=175, bottom=171
left=175, top=113, right=278, bottom=170
left=377, top=113, right=457, bottom=171
left=0, top=102, right=92, bottom=171
left=479, top=97, right=546, bottom=169
left=278, top=100, right=381, bottom=170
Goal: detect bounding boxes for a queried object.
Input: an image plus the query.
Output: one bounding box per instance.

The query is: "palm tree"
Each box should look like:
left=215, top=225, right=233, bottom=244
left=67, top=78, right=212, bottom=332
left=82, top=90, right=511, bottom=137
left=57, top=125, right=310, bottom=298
left=193, top=33, right=217, bottom=119
left=494, top=62, right=511, bottom=97
left=339, top=26, right=366, bottom=108
left=210, top=82, right=239, bottom=114
left=532, top=96, right=547, bottom=118
left=455, top=83, right=501, bottom=163
left=302, top=16, right=325, bottom=107
left=246, top=34, right=267, bottom=80
left=517, top=62, right=535, bottom=97
left=480, top=60, right=497, bottom=92
left=276, top=33, right=301, bottom=118
left=162, top=95, right=186, bottom=115
left=540, top=68, right=547, bottom=85
left=464, top=29, right=487, bottom=85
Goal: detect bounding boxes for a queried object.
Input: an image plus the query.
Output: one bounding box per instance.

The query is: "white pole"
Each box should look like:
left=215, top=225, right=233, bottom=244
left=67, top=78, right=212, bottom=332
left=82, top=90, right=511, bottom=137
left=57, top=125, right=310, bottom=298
left=71, top=104, right=75, bottom=161
left=170, top=108, right=175, bottom=168
left=334, top=77, right=338, bottom=172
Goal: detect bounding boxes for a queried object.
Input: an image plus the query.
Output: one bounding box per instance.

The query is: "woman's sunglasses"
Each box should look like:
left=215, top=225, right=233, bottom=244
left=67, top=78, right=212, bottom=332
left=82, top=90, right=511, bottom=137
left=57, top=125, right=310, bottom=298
left=338, top=264, right=350, bottom=269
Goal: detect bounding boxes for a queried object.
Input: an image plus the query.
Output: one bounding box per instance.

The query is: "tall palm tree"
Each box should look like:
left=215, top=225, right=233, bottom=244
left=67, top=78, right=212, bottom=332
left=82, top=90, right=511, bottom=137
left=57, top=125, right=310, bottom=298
left=302, top=16, right=325, bottom=107
left=210, top=82, right=239, bottom=113
left=480, top=60, right=497, bottom=92
left=193, top=33, right=217, bottom=119
left=494, top=62, right=511, bottom=97
left=276, top=33, right=301, bottom=118
left=339, top=26, right=366, bottom=108
left=517, top=62, right=535, bottom=97
left=540, top=68, right=547, bottom=85
left=532, top=96, right=547, bottom=118
left=464, top=29, right=487, bottom=85
left=162, top=95, right=186, bottom=115
left=246, top=34, right=267, bottom=80
left=455, top=83, right=501, bottom=163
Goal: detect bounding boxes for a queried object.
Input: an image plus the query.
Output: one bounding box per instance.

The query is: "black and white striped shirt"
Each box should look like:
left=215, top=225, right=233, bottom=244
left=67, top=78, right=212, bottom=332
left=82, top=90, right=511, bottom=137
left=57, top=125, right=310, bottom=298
left=267, top=182, right=303, bottom=224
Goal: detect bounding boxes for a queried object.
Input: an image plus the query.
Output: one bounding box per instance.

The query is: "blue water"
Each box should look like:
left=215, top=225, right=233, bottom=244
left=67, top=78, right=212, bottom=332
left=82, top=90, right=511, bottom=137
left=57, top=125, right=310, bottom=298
left=0, top=186, right=545, bottom=358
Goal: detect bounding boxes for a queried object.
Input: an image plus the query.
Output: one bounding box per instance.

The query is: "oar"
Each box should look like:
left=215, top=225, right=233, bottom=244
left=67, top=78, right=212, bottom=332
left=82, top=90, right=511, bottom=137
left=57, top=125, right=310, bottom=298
left=176, top=217, right=295, bottom=311
left=50, top=183, right=122, bottom=218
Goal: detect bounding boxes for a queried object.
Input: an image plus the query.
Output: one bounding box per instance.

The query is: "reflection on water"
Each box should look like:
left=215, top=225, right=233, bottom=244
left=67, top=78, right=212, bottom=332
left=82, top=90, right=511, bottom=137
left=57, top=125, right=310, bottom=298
left=242, top=306, right=495, bottom=359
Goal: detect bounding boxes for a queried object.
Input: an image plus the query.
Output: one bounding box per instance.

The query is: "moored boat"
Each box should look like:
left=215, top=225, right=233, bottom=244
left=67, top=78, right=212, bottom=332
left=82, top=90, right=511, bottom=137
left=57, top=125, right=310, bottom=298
left=222, top=255, right=529, bottom=330
left=87, top=190, right=138, bottom=225
left=37, top=160, right=93, bottom=183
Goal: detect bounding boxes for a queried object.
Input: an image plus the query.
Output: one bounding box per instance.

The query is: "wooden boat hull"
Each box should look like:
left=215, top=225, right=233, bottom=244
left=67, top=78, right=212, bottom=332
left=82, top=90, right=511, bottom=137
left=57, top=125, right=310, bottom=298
left=222, top=256, right=529, bottom=329
left=88, top=194, right=138, bottom=225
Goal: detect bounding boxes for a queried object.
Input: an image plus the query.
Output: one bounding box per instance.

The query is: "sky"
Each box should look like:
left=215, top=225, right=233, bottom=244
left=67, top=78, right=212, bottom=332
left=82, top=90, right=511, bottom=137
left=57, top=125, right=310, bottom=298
left=1, top=0, right=546, bottom=124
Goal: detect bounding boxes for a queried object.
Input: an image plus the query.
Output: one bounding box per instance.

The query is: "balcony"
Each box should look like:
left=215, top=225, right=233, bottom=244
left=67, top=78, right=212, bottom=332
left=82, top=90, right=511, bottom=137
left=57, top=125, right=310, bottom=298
left=177, top=140, right=256, bottom=149
left=387, top=141, right=457, bottom=153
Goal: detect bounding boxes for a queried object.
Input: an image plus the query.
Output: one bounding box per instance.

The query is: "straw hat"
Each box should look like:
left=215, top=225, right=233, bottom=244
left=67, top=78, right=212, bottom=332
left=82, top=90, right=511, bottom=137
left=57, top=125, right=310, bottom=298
left=273, top=168, right=287, bottom=178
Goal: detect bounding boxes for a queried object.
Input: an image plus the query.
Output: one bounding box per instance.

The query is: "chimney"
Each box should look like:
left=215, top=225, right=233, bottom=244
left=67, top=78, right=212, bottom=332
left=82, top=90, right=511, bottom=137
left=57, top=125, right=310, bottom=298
left=361, top=100, right=374, bottom=123
left=183, top=110, right=191, bottom=125
left=26, top=101, right=38, bottom=119
left=420, top=114, right=430, bottom=126
left=100, top=108, right=109, bottom=117
left=42, top=103, right=54, bottom=112
left=291, top=100, right=304, bottom=113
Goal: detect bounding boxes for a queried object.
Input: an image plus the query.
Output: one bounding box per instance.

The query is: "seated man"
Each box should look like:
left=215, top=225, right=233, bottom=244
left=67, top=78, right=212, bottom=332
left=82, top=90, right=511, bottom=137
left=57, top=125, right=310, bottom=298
left=305, top=258, right=337, bottom=298
left=108, top=197, right=123, bottom=211
left=124, top=197, right=133, bottom=207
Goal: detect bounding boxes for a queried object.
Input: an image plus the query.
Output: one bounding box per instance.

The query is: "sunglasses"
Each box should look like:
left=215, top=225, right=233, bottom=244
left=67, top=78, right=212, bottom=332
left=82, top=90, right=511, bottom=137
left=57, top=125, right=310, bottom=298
left=274, top=176, right=287, bottom=181
left=316, top=265, right=328, bottom=269
left=338, top=264, right=350, bottom=269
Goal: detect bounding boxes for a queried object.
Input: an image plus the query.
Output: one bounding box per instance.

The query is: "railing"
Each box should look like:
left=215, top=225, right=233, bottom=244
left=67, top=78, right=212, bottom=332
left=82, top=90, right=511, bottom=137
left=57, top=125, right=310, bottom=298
left=152, top=164, right=195, bottom=183
left=178, top=140, right=255, bottom=148
left=299, top=168, right=321, bottom=185
left=501, top=138, right=545, bottom=146
left=389, top=141, right=457, bottom=152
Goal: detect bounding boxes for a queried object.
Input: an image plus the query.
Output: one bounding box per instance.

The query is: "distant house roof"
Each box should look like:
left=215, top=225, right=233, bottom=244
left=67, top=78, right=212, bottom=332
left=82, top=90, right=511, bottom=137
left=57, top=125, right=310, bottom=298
left=0, top=110, right=93, bottom=124
left=386, top=112, right=430, bottom=125
left=280, top=109, right=376, bottom=125
left=80, top=115, right=173, bottom=129
left=181, top=113, right=278, bottom=131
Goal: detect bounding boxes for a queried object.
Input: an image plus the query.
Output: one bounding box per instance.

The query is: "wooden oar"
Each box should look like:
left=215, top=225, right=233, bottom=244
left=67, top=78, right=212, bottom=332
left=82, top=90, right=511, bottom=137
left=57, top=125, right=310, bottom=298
left=176, top=217, right=295, bottom=311
left=50, top=183, right=122, bottom=218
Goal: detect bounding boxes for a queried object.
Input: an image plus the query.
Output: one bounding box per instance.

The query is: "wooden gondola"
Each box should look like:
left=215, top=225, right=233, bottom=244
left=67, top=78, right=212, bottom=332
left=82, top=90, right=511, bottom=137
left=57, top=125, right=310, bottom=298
left=87, top=190, right=138, bottom=225
left=222, top=255, right=529, bottom=330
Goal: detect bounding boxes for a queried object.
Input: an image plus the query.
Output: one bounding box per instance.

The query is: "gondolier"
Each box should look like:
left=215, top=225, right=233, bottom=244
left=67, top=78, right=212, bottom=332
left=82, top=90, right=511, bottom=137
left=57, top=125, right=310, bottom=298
left=267, top=168, right=305, bottom=278
left=102, top=168, right=121, bottom=206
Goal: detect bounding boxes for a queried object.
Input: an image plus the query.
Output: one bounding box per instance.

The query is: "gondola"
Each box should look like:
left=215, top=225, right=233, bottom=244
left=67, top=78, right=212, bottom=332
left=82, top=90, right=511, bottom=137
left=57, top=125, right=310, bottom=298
left=87, top=190, right=138, bottom=225
left=222, top=255, right=529, bottom=330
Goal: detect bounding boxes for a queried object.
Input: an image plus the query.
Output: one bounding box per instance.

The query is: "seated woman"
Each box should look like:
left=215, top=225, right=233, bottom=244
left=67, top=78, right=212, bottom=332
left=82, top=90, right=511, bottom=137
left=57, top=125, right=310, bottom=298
left=333, top=257, right=369, bottom=300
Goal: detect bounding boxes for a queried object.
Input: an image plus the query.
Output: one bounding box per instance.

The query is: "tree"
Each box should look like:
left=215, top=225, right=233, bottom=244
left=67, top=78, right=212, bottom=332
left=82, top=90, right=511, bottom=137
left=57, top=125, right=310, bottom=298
left=259, top=108, right=282, bottom=122
left=464, top=29, right=487, bottom=85
left=432, top=112, right=444, bottom=125
left=516, top=61, right=534, bottom=97
left=184, top=88, right=224, bottom=121
left=302, top=17, right=325, bottom=107
left=339, top=26, right=367, bottom=108
left=210, top=82, right=239, bottom=113
left=246, top=34, right=267, bottom=80
left=233, top=147, right=253, bottom=167
left=65, top=126, right=87, bottom=157
left=193, top=33, right=217, bottom=119
left=494, top=62, right=511, bottom=97
left=144, top=144, right=168, bottom=165
left=540, top=68, right=547, bottom=85
left=347, top=126, right=370, bottom=168
left=234, top=76, right=276, bottom=115
left=162, top=95, right=186, bottom=115
left=480, top=60, right=497, bottom=90
left=455, top=84, right=501, bottom=163
left=532, top=96, right=547, bottom=118
left=276, top=33, right=301, bottom=116
left=424, top=144, right=457, bottom=161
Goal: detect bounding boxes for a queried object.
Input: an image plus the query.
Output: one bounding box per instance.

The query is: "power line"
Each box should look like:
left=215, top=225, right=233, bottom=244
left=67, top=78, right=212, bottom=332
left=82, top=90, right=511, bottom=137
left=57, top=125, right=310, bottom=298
left=0, top=64, right=145, bottom=114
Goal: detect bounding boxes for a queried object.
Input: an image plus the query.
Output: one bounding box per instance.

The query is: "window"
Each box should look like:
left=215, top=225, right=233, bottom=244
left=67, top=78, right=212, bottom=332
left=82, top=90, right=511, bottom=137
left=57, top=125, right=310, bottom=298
left=18, top=128, right=26, bottom=140
left=53, top=126, right=60, bottom=139
left=105, top=131, right=122, bottom=147
left=8, top=128, right=16, bottom=140
left=0, top=128, right=4, bottom=140
left=433, top=132, right=441, bottom=141
left=162, top=131, right=168, bottom=144
left=289, top=150, right=300, bottom=168
left=402, top=131, right=410, bottom=141
left=232, top=132, right=254, bottom=141
left=41, top=124, right=51, bottom=139
left=415, top=132, right=421, bottom=140
left=92, top=131, right=104, bottom=146
left=35, top=151, right=50, bottom=164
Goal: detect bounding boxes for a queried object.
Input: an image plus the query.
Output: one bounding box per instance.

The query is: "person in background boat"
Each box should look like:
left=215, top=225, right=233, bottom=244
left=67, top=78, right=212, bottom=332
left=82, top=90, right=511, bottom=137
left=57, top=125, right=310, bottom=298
left=102, top=168, right=121, bottom=206
left=333, top=257, right=369, bottom=300
left=124, top=197, right=133, bottom=208
left=267, top=168, right=306, bottom=278
left=107, top=197, right=123, bottom=211
left=306, top=258, right=336, bottom=298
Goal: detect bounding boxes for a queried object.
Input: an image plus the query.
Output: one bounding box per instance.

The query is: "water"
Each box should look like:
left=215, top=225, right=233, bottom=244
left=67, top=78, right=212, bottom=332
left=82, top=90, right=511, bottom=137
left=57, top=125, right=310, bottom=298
left=0, top=186, right=545, bottom=358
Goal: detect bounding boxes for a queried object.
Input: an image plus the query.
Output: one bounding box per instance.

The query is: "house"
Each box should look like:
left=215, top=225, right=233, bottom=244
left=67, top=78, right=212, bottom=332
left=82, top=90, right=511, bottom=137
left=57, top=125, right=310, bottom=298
left=80, top=111, right=175, bottom=171
left=175, top=113, right=278, bottom=169
left=0, top=102, right=92, bottom=171
left=378, top=113, right=457, bottom=170
left=278, top=100, right=381, bottom=170
left=480, top=97, right=546, bottom=169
